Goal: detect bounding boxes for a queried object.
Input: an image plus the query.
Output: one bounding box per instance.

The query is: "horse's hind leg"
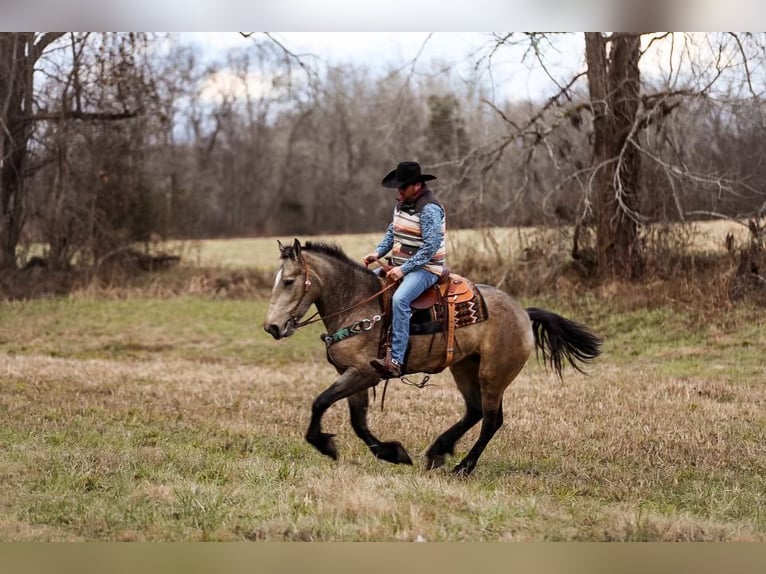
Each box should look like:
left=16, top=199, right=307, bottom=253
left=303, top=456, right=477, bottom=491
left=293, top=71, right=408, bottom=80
left=452, top=357, right=527, bottom=476
left=348, top=390, right=413, bottom=465
left=452, top=399, right=504, bottom=476
left=425, top=356, right=483, bottom=470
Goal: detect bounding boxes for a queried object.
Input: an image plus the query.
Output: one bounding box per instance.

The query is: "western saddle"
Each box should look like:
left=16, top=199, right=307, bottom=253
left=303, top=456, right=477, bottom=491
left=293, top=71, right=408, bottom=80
left=379, top=269, right=476, bottom=370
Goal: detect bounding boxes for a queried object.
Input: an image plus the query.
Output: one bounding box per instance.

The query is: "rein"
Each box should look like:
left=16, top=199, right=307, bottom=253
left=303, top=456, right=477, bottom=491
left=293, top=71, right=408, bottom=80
left=290, top=258, right=397, bottom=330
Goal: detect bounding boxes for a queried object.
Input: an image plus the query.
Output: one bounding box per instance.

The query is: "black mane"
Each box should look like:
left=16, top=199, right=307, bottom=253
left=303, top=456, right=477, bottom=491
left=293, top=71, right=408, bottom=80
left=284, top=240, right=377, bottom=278
left=304, top=241, right=353, bottom=262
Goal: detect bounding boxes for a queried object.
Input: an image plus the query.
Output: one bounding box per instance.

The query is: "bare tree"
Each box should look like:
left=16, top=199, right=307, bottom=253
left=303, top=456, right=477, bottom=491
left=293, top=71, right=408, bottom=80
left=471, top=32, right=766, bottom=279
left=1, top=34, right=64, bottom=269
left=0, top=32, right=139, bottom=270
left=585, top=32, right=644, bottom=279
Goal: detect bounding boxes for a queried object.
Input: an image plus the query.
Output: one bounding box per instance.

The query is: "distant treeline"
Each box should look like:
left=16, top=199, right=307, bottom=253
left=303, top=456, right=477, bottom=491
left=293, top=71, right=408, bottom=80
left=3, top=33, right=765, bottom=272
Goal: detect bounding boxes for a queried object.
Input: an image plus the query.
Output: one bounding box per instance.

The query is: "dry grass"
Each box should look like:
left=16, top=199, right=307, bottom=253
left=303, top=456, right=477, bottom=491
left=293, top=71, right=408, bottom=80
left=4, top=220, right=758, bottom=304
left=0, top=292, right=763, bottom=541
left=145, top=221, right=760, bottom=306
left=173, top=221, right=751, bottom=271
left=0, top=223, right=763, bottom=541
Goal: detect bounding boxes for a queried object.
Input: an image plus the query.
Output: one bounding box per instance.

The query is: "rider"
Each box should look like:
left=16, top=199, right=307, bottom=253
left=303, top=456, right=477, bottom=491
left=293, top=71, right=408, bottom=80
left=363, top=161, right=447, bottom=378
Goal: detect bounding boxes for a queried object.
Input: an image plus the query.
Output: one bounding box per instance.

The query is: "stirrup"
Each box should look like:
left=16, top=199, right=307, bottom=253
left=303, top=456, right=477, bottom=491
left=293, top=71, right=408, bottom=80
left=370, top=357, right=401, bottom=379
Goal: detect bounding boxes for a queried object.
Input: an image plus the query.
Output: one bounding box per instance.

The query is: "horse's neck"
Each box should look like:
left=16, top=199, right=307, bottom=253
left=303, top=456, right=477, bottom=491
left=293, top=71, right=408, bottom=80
left=309, top=254, right=381, bottom=330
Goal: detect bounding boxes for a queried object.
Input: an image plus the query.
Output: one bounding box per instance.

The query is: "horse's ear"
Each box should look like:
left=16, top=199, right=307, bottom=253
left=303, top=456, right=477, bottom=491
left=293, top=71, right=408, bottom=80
left=292, top=238, right=302, bottom=260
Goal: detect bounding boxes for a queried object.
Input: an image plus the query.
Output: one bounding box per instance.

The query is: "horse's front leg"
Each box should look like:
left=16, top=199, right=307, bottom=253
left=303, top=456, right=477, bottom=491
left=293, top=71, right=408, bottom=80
left=305, top=367, right=378, bottom=461
left=348, top=389, right=412, bottom=465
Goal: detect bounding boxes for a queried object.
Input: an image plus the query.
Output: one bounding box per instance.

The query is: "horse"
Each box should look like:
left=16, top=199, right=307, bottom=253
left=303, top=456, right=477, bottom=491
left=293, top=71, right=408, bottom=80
left=263, top=239, right=602, bottom=476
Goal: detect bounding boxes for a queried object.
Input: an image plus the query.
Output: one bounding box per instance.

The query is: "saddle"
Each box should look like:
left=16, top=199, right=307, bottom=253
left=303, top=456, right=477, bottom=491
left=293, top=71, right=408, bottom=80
left=411, top=275, right=475, bottom=309
left=379, top=272, right=486, bottom=371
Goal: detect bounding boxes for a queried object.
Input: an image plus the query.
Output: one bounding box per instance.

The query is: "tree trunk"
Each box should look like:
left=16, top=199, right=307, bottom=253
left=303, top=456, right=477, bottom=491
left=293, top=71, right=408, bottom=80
left=0, top=33, right=32, bottom=270
left=585, top=32, right=644, bottom=279
left=0, top=33, right=66, bottom=270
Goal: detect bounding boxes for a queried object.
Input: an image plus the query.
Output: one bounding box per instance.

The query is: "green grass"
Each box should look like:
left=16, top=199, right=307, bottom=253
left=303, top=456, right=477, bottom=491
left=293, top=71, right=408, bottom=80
left=0, top=290, right=763, bottom=541
left=0, top=228, right=764, bottom=541
left=0, top=296, right=327, bottom=366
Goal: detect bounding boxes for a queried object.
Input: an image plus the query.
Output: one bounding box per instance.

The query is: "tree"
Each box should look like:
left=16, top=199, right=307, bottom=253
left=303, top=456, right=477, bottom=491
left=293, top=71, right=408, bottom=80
left=585, top=32, right=644, bottom=279
left=475, top=32, right=766, bottom=279
left=0, top=33, right=140, bottom=270
left=0, top=33, right=63, bottom=269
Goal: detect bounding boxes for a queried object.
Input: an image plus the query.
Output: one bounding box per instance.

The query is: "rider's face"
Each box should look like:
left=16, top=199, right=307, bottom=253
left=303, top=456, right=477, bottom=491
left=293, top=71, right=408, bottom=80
left=397, top=182, right=421, bottom=202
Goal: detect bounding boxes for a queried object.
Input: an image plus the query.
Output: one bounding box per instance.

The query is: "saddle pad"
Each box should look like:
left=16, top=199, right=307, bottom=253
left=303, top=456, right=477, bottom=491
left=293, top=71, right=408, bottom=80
left=409, top=287, right=489, bottom=335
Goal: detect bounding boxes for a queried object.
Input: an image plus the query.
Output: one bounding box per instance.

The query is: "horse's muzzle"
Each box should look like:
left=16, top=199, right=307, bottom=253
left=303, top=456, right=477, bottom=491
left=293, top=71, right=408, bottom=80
left=263, top=318, right=295, bottom=340
left=264, top=323, right=282, bottom=339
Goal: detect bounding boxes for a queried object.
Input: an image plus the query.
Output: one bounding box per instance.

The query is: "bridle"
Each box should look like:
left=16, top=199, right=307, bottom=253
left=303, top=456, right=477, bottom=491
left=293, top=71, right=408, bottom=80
left=288, top=256, right=396, bottom=330
left=288, top=257, right=318, bottom=328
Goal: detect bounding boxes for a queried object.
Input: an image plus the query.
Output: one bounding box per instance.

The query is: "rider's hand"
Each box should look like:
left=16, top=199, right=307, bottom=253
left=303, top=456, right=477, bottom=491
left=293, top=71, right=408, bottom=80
left=386, top=266, right=404, bottom=282
left=362, top=252, right=379, bottom=266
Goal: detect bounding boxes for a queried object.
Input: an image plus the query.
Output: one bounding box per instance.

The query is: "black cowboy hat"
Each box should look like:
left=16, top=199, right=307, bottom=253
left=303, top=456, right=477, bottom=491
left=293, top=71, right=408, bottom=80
left=381, top=161, right=437, bottom=189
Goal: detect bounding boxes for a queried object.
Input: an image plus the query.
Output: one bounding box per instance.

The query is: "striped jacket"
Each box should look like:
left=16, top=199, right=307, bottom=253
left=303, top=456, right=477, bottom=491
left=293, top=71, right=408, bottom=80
left=389, top=187, right=447, bottom=277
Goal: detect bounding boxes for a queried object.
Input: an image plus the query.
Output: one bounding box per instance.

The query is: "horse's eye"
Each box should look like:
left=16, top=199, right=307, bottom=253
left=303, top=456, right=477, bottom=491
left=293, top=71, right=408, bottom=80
left=283, top=278, right=295, bottom=287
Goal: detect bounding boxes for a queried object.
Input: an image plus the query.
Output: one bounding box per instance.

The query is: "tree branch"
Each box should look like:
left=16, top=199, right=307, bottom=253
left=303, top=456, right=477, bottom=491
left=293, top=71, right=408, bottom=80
left=33, top=33, right=66, bottom=61
left=240, top=32, right=320, bottom=95
left=728, top=32, right=759, bottom=98
left=29, top=109, right=141, bottom=123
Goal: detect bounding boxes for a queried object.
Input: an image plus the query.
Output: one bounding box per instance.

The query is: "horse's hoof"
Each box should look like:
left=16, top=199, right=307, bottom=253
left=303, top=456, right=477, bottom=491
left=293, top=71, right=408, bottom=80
left=307, top=432, right=338, bottom=460
left=376, top=441, right=412, bottom=465
left=426, top=453, right=445, bottom=470
left=452, top=461, right=475, bottom=477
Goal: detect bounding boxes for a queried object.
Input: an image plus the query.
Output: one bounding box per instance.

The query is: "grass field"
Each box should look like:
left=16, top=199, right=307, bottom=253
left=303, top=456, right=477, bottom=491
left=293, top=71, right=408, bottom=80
left=0, top=224, right=764, bottom=541
left=173, top=220, right=753, bottom=271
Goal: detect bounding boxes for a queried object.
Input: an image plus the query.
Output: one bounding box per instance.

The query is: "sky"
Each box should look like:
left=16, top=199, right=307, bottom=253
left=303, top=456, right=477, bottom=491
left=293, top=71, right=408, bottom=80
left=185, top=32, right=510, bottom=64
left=181, top=32, right=588, bottom=103
left=181, top=32, right=766, bottom=108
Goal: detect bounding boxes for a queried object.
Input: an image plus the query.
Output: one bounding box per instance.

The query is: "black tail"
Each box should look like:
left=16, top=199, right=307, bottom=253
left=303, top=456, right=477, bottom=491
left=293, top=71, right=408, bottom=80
left=526, top=307, right=602, bottom=379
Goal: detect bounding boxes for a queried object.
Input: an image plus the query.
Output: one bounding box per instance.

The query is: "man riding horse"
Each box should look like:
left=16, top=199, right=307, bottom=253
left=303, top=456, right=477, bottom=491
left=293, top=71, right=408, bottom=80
left=363, top=161, right=446, bottom=379
left=263, top=163, right=602, bottom=475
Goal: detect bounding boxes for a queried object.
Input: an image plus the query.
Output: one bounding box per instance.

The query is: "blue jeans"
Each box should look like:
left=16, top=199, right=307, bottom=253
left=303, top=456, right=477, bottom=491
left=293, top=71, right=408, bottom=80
left=389, top=268, right=439, bottom=366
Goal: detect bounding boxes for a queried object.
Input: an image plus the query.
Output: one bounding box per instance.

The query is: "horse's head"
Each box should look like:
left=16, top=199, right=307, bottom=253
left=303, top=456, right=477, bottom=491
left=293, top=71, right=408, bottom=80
left=263, top=238, right=316, bottom=340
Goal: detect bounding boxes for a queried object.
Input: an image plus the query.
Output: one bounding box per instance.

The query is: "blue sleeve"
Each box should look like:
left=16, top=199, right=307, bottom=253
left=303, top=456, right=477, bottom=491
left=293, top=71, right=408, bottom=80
left=400, top=203, right=444, bottom=274
left=375, top=222, right=394, bottom=257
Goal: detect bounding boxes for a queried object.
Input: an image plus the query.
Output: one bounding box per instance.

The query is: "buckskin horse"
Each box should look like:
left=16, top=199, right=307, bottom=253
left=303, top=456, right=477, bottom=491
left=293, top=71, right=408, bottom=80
left=263, top=239, right=601, bottom=476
